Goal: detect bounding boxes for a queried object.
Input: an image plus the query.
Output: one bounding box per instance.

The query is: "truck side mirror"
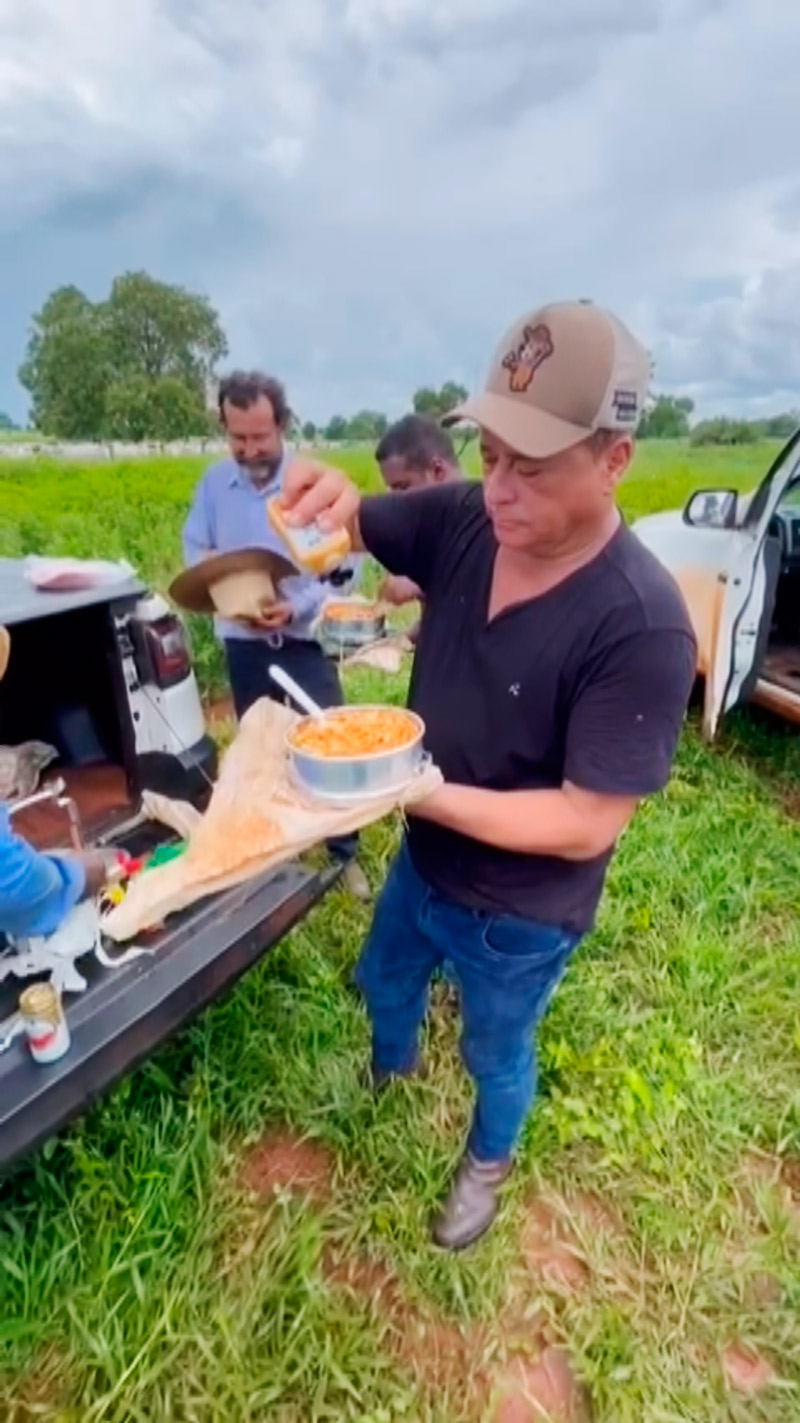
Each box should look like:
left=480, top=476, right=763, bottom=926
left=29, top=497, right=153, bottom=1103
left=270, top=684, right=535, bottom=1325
left=683, top=488, right=738, bottom=530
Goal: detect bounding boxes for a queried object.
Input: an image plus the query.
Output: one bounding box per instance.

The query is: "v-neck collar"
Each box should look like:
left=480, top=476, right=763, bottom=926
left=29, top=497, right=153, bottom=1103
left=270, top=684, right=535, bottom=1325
left=482, top=520, right=626, bottom=632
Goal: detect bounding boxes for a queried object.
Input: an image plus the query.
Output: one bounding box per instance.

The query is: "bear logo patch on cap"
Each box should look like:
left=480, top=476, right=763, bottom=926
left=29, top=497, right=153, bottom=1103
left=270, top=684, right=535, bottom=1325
left=501, top=323, right=554, bottom=393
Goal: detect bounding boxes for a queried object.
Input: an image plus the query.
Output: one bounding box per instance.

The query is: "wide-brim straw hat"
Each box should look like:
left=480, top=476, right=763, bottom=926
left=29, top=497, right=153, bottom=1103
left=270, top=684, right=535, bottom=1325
left=169, top=548, right=297, bottom=617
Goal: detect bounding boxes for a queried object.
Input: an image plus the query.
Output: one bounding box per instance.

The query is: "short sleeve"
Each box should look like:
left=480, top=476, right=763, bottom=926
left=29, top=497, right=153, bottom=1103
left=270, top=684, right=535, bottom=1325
left=359, top=484, right=469, bottom=592
left=564, top=628, right=697, bottom=797
left=182, top=474, right=214, bottom=566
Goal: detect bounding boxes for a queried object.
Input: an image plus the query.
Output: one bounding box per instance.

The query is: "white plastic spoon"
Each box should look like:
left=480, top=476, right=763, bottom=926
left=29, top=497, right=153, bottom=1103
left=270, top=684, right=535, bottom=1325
left=268, top=664, right=325, bottom=719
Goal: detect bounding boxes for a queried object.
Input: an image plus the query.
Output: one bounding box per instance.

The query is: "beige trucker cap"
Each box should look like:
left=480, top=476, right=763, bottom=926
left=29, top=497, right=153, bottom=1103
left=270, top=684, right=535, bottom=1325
left=444, top=300, right=650, bottom=459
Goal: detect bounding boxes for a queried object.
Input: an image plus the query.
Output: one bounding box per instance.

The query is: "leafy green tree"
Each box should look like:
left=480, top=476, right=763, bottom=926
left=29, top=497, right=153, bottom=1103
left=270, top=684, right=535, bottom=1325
left=301, top=420, right=317, bottom=441
left=760, top=412, right=799, bottom=439
left=637, top=394, right=694, bottom=439
left=103, top=272, right=227, bottom=396
left=346, top=409, right=388, bottom=441
left=324, top=415, right=349, bottom=441
left=690, top=418, right=757, bottom=446
left=437, top=381, right=468, bottom=416
left=18, top=272, right=228, bottom=440
left=412, top=382, right=468, bottom=420
left=0, top=412, right=17, bottom=431
left=19, top=286, right=110, bottom=438
left=412, top=387, right=439, bottom=418
left=104, top=375, right=209, bottom=442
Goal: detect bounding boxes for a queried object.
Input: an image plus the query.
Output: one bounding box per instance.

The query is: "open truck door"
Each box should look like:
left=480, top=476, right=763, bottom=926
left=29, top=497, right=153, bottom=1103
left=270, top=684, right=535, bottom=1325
left=703, top=525, right=781, bottom=738
left=633, top=430, right=800, bottom=739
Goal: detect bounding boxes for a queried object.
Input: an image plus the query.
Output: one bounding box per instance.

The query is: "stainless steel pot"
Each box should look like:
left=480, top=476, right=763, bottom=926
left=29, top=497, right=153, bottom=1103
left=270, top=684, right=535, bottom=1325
left=287, top=706, right=425, bottom=803
left=320, top=598, right=386, bottom=648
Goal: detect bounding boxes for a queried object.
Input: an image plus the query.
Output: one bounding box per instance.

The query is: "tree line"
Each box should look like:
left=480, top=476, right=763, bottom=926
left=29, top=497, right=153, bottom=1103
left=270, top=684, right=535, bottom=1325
left=302, top=383, right=469, bottom=444
left=8, top=272, right=797, bottom=447
left=637, top=395, right=799, bottom=445
left=11, top=271, right=470, bottom=444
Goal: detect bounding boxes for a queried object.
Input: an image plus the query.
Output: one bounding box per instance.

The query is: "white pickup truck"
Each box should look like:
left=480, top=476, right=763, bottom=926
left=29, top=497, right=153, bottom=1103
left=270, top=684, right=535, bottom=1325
left=0, top=560, right=336, bottom=1170
left=633, top=430, right=800, bottom=739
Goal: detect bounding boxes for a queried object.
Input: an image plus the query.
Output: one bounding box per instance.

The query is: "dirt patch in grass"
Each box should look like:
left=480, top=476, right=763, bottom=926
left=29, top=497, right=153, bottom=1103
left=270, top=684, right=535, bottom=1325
left=236, top=1132, right=595, bottom=1417
left=240, top=1129, right=334, bottom=1204
left=741, top=1150, right=800, bottom=1225
left=323, top=1243, right=486, bottom=1401
left=239, top=1128, right=484, bottom=1403
left=777, top=780, right=800, bottom=822
left=567, top=1191, right=623, bottom=1234
left=521, top=1200, right=589, bottom=1296
left=778, top=1154, right=800, bottom=1200
left=749, top=1271, right=783, bottom=1308
left=2, top=1347, right=70, bottom=1423
left=206, top=695, right=235, bottom=725
left=324, top=1223, right=594, bottom=1419
left=490, top=1346, right=592, bottom=1423
left=722, top=1341, right=777, bottom=1395
left=519, top=1191, right=623, bottom=1298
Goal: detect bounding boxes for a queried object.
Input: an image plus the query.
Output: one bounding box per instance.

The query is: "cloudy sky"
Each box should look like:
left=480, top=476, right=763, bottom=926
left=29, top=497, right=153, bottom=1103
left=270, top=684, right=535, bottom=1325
left=1, top=0, right=799, bottom=426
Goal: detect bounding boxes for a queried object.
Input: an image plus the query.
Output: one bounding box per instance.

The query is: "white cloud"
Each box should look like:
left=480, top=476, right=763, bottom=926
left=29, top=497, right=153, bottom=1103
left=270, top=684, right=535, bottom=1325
left=0, top=0, right=798, bottom=420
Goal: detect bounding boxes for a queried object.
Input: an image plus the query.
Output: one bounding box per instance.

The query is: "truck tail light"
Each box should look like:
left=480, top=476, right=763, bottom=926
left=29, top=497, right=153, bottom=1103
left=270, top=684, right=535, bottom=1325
left=143, top=616, right=191, bottom=689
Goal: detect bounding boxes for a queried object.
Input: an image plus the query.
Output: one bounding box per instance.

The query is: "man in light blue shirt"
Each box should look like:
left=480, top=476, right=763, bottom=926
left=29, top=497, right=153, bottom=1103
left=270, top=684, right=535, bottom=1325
left=182, top=371, right=368, bottom=899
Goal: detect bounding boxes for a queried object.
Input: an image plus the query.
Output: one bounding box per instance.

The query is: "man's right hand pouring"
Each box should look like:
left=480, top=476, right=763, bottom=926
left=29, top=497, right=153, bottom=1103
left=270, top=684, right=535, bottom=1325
left=280, top=459, right=363, bottom=549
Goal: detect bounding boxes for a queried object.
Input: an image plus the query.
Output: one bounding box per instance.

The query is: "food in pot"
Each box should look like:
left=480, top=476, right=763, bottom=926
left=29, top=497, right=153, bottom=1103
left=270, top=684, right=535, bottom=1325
left=323, top=601, right=380, bottom=623
left=290, top=708, right=419, bottom=758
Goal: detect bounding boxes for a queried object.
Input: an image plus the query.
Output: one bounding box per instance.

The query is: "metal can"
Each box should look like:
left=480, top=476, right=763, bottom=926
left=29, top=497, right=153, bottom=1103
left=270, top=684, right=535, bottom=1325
left=19, top=982, right=71, bottom=1065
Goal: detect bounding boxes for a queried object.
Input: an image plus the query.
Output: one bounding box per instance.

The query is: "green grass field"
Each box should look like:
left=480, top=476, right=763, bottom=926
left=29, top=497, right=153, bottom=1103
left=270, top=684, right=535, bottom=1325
left=0, top=439, right=781, bottom=699
left=1, top=442, right=800, bottom=1421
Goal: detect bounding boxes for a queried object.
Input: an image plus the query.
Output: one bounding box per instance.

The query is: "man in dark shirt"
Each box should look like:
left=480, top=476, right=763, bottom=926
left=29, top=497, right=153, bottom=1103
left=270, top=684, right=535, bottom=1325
left=374, top=415, right=464, bottom=641
left=281, top=300, right=697, bottom=1249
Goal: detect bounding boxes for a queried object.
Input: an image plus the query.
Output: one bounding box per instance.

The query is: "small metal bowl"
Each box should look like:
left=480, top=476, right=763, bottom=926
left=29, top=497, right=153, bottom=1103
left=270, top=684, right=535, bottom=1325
left=287, top=706, right=425, bottom=803
left=320, top=598, right=386, bottom=648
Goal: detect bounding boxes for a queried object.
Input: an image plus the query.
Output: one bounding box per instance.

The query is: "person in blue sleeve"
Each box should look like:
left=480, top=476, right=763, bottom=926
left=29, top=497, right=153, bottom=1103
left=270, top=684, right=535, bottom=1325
left=0, top=627, right=113, bottom=939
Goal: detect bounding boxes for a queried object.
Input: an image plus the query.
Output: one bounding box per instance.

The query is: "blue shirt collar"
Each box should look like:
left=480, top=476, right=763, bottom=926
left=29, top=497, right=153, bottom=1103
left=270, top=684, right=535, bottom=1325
left=226, top=445, right=289, bottom=495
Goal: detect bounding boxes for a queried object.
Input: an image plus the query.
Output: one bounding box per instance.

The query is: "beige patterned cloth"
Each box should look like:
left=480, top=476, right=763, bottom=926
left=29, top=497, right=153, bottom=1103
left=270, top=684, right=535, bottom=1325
left=103, top=698, right=439, bottom=941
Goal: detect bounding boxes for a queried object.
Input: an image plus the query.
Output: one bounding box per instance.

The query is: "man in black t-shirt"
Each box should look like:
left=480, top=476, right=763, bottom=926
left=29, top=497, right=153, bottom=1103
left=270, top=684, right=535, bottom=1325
left=374, top=415, right=464, bottom=641
left=281, top=301, right=697, bottom=1250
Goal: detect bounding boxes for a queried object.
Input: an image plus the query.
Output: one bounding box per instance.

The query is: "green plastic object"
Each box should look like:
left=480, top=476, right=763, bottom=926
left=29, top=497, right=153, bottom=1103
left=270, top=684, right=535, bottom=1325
left=145, top=841, right=187, bottom=870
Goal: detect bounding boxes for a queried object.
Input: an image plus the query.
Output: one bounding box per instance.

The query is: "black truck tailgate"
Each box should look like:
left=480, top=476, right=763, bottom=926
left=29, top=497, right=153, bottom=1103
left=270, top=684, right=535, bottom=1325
left=0, top=860, right=339, bottom=1173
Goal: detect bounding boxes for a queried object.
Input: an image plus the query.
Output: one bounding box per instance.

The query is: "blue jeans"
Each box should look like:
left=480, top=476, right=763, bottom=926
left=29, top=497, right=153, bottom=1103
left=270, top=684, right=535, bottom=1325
left=225, top=637, right=357, bottom=863
left=355, top=844, right=579, bottom=1163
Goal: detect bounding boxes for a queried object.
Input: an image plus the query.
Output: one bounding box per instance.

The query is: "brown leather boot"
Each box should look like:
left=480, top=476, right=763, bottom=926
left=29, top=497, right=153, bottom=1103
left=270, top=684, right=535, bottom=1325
left=432, top=1152, right=512, bottom=1251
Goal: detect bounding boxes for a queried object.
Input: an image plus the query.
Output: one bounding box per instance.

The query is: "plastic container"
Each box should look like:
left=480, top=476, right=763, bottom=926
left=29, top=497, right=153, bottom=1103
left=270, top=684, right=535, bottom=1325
left=321, top=598, right=386, bottom=648
left=267, top=497, right=351, bottom=576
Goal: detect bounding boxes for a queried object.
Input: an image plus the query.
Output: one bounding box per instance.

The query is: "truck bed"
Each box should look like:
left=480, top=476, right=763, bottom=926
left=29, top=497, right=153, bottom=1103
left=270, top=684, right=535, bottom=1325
left=12, top=765, right=133, bottom=849
left=0, top=859, right=339, bottom=1172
